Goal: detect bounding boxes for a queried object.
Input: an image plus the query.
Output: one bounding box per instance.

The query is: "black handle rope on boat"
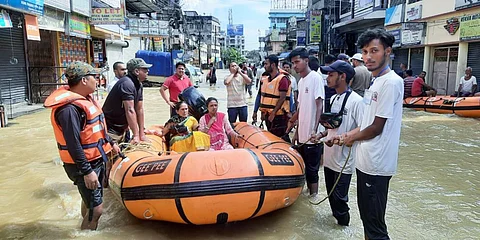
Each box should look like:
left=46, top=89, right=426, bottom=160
left=309, top=147, right=352, bottom=205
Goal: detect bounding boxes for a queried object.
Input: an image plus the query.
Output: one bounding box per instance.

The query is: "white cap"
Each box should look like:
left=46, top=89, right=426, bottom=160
left=351, top=53, right=363, bottom=62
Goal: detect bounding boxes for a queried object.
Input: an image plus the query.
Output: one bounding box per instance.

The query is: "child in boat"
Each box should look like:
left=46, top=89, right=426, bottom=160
left=198, top=97, right=239, bottom=151
left=162, top=101, right=210, bottom=152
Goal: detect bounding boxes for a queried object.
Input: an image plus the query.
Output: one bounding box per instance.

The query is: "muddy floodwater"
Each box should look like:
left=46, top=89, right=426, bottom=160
left=0, top=70, right=479, bottom=239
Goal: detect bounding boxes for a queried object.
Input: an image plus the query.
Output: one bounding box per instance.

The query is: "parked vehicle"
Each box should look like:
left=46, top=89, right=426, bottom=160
left=185, top=64, right=199, bottom=87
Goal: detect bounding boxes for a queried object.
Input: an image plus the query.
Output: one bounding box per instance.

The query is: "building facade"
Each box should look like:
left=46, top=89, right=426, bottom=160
left=184, top=11, right=221, bottom=68
left=385, top=0, right=480, bottom=95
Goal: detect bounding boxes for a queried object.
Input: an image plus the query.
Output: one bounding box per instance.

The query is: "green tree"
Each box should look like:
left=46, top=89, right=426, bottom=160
left=222, top=48, right=245, bottom=66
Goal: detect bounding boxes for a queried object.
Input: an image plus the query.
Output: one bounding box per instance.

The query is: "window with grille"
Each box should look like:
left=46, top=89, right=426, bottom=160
left=340, top=0, right=352, bottom=15
left=408, top=0, right=421, bottom=3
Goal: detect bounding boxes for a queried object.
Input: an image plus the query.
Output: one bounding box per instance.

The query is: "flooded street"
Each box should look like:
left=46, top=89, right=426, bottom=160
left=0, top=69, right=479, bottom=239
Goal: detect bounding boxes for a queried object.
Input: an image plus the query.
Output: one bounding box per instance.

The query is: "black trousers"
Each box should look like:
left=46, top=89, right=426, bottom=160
left=265, top=113, right=289, bottom=142
left=357, top=169, right=392, bottom=240
left=297, top=143, right=323, bottom=184
left=324, top=167, right=352, bottom=225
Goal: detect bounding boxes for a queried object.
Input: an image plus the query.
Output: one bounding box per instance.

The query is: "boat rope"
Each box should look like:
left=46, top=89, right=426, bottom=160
left=309, top=146, right=352, bottom=205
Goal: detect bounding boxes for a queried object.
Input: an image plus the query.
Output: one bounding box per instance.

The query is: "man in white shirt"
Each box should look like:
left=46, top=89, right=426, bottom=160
left=255, top=62, right=265, bottom=89
left=224, top=62, right=252, bottom=123
left=313, top=60, right=364, bottom=226
left=456, top=67, right=477, bottom=97
left=106, top=62, right=127, bottom=93
left=334, top=29, right=403, bottom=239
left=287, top=48, right=325, bottom=200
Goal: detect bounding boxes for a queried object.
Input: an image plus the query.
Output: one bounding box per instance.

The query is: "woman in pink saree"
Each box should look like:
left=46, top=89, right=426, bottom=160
left=199, top=97, right=239, bottom=151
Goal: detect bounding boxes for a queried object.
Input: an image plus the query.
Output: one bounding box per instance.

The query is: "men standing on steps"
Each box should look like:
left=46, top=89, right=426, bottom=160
left=349, top=53, right=371, bottom=97
left=287, top=47, right=325, bottom=201
left=44, top=62, right=120, bottom=230
left=334, top=29, right=404, bottom=240
left=160, top=62, right=193, bottom=117
left=224, top=62, right=252, bottom=123
left=313, top=60, right=365, bottom=226
left=257, top=55, right=291, bottom=139
left=103, top=58, right=151, bottom=145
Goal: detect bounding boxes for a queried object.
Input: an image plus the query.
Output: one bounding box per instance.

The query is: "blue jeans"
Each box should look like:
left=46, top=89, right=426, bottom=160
left=227, top=106, right=248, bottom=123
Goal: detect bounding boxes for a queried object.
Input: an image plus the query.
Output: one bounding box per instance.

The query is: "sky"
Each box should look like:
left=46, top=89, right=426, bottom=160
left=181, top=0, right=271, bottom=51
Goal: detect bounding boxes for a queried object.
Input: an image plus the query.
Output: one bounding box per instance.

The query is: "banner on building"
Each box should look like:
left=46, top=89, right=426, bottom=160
left=44, top=0, right=70, bottom=12
left=0, top=9, right=12, bottom=28
left=0, top=0, right=44, bottom=15
left=227, top=24, right=243, bottom=36
left=387, top=29, right=401, bottom=48
left=270, top=28, right=280, bottom=41
left=38, top=6, right=65, bottom=32
left=460, top=13, right=480, bottom=41
left=25, top=14, right=40, bottom=41
left=401, top=22, right=425, bottom=46
left=297, top=30, right=306, bottom=46
left=129, top=18, right=169, bottom=36
left=455, top=0, right=480, bottom=10
left=309, top=10, right=321, bottom=43
left=71, top=0, right=90, bottom=17
left=91, top=1, right=125, bottom=25
left=68, top=13, right=90, bottom=39
left=385, top=4, right=404, bottom=26
left=405, top=4, right=422, bottom=22
left=100, top=0, right=120, bottom=8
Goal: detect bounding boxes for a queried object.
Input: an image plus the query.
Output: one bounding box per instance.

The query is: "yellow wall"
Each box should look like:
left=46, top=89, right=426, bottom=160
left=416, top=0, right=455, bottom=19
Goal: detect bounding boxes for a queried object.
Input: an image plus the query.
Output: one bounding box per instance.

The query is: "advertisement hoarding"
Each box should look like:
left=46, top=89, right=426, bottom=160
left=227, top=24, right=243, bottom=36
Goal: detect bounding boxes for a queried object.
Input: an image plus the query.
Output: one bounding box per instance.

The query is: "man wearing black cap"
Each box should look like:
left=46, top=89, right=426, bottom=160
left=312, top=60, right=365, bottom=226
left=103, top=58, right=152, bottom=145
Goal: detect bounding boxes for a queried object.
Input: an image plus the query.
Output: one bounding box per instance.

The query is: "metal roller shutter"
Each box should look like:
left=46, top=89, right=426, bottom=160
left=0, top=11, right=28, bottom=105
left=410, top=48, right=424, bottom=77
left=392, top=49, right=409, bottom=74
left=467, top=42, right=480, bottom=86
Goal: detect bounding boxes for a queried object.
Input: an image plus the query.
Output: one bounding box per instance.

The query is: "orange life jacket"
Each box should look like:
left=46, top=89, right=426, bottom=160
left=259, top=70, right=291, bottom=115
left=44, top=86, right=112, bottom=164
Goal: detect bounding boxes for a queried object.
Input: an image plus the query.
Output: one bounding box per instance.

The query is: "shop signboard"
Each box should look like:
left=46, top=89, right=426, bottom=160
left=91, top=1, right=125, bottom=25
left=68, top=13, right=90, bottom=39
left=0, top=0, right=44, bottom=15
left=405, top=4, right=422, bottom=22
left=38, top=7, right=65, bottom=32
left=70, top=0, right=90, bottom=17
left=455, top=0, right=480, bottom=10
left=401, top=22, right=425, bottom=46
left=309, top=10, right=321, bottom=43
left=100, top=0, right=120, bottom=8
left=387, top=29, right=401, bottom=48
left=385, top=4, right=404, bottom=26
left=129, top=18, right=169, bottom=36
left=25, top=14, right=40, bottom=41
left=44, top=0, right=70, bottom=12
left=460, top=13, right=480, bottom=41
left=297, top=30, right=306, bottom=46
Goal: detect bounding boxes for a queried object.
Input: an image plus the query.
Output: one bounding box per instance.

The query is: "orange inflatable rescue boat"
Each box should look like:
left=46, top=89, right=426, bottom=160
left=404, top=96, right=480, bottom=118
left=109, top=122, right=304, bottom=224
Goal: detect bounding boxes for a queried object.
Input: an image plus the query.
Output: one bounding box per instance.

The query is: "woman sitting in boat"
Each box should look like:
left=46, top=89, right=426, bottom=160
left=198, top=97, right=239, bottom=151
left=162, top=101, right=211, bottom=152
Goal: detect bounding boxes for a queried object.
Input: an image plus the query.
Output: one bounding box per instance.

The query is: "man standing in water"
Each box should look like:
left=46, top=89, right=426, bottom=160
left=44, top=62, right=120, bottom=230
left=224, top=62, right=252, bottom=123
left=287, top=48, right=325, bottom=201
left=314, top=60, right=364, bottom=226
left=335, top=29, right=403, bottom=239
left=160, top=62, right=193, bottom=117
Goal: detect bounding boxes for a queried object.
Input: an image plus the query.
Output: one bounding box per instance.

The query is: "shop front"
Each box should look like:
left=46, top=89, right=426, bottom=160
left=432, top=46, right=459, bottom=95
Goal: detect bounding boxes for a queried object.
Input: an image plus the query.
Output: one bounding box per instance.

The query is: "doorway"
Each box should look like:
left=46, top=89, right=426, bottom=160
left=432, top=47, right=458, bottom=95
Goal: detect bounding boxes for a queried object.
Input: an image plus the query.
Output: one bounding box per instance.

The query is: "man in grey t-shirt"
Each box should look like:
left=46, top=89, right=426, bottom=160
left=349, top=53, right=371, bottom=97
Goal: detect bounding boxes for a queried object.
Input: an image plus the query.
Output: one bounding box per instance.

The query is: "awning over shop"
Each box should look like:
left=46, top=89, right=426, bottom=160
left=91, top=26, right=131, bottom=40
left=332, top=10, right=385, bottom=33
left=125, top=0, right=162, bottom=14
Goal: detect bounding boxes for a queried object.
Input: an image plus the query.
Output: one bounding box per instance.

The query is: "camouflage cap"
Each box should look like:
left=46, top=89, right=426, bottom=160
left=65, top=61, right=100, bottom=80
left=127, top=58, right=153, bottom=72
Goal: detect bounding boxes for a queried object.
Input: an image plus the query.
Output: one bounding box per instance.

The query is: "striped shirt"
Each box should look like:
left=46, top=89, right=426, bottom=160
left=225, top=74, right=247, bottom=108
